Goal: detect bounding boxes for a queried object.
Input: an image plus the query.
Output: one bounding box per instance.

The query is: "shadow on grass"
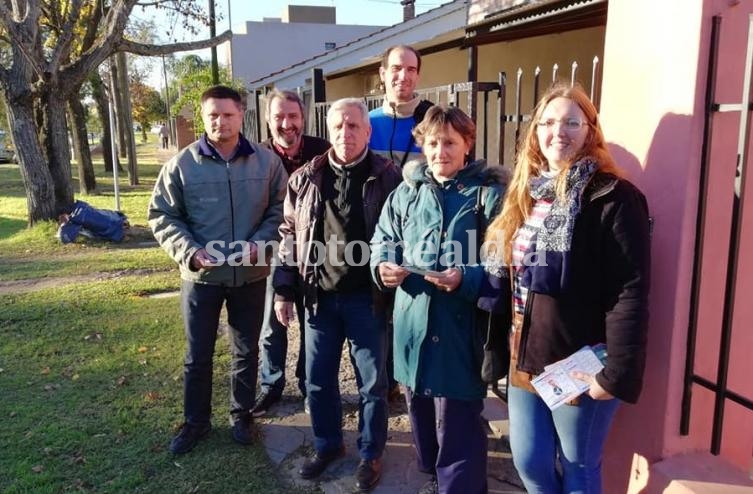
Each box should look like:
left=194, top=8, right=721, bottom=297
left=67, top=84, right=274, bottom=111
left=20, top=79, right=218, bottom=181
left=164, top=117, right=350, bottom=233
left=0, top=216, right=27, bottom=239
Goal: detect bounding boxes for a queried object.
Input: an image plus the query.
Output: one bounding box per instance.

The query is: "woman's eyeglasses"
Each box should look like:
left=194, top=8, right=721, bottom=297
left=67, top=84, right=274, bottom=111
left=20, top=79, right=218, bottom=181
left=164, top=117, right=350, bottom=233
left=536, top=118, right=587, bottom=131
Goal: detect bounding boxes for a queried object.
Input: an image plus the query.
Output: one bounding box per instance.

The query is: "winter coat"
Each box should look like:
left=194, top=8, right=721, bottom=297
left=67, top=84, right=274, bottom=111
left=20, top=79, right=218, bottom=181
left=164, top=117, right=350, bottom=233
left=371, top=159, right=507, bottom=400
left=148, top=134, right=288, bottom=287
left=479, top=172, right=651, bottom=403
left=273, top=150, right=402, bottom=309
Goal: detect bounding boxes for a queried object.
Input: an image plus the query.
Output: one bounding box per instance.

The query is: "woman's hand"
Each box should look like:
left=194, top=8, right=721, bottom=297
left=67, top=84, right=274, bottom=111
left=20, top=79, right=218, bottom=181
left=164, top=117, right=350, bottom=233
left=570, top=371, right=615, bottom=400
left=378, top=262, right=410, bottom=288
left=425, top=267, right=463, bottom=293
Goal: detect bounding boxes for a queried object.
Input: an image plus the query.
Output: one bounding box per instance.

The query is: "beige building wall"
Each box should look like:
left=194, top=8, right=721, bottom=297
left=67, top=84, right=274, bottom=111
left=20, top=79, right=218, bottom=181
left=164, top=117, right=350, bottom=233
left=477, top=26, right=606, bottom=165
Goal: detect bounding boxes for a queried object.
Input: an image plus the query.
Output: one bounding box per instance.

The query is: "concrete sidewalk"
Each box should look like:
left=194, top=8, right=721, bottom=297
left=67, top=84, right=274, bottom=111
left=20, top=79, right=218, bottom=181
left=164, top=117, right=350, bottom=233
left=256, top=389, right=524, bottom=493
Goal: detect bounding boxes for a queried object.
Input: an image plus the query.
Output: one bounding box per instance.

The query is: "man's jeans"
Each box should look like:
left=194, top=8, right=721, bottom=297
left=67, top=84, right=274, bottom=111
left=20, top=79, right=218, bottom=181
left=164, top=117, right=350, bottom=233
left=507, top=385, right=620, bottom=494
left=258, top=264, right=306, bottom=397
left=180, top=279, right=266, bottom=425
left=305, top=290, right=388, bottom=460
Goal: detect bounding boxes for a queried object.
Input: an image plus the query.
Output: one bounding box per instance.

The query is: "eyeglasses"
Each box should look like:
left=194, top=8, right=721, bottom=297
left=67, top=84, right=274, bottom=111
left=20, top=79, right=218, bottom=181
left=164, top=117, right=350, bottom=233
left=536, top=118, right=587, bottom=131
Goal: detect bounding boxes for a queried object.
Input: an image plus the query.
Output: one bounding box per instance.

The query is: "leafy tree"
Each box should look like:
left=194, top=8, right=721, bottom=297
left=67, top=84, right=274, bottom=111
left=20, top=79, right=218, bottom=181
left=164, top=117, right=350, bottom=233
left=0, top=0, right=231, bottom=225
left=171, top=55, right=243, bottom=136
left=130, top=80, right=165, bottom=142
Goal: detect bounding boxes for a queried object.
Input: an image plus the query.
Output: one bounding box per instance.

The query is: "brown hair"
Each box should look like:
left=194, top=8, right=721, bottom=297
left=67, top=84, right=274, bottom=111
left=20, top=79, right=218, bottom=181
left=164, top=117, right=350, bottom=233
left=412, top=105, right=475, bottom=149
left=485, top=82, right=622, bottom=263
left=380, top=44, right=422, bottom=73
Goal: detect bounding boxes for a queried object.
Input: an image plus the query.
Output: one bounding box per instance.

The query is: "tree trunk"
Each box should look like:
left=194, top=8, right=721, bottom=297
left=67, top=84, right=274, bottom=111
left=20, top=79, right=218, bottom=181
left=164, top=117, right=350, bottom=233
left=38, top=90, right=75, bottom=216
left=68, top=94, right=97, bottom=194
left=116, top=51, right=138, bottom=185
left=89, top=72, right=119, bottom=173
left=3, top=91, right=57, bottom=224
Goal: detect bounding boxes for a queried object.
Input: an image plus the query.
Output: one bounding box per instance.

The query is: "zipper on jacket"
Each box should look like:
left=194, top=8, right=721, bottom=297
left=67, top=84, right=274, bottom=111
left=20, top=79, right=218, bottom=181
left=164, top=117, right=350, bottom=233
left=518, top=291, right=535, bottom=365
left=226, top=161, right=236, bottom=286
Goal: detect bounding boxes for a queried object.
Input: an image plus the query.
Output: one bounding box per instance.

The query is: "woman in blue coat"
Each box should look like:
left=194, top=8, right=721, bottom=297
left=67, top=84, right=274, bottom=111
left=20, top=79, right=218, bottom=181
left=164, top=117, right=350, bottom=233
left=371, top=105, right=506, bottom=494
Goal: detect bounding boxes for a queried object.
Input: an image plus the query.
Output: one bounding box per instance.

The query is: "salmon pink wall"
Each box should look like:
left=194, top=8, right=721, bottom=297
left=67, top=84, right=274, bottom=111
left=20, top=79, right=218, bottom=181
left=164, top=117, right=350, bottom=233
left=600, top=0, right=753, bottom=489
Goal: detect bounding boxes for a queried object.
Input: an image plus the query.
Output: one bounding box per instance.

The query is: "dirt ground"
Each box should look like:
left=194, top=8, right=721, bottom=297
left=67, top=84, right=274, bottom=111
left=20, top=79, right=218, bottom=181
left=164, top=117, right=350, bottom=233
left=255, top=320, right=525, bottom=493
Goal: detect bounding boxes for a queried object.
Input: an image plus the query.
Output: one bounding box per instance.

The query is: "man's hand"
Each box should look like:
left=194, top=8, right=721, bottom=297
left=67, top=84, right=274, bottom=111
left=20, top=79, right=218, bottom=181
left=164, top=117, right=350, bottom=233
left=274, top=301, right=295, bottom=327
left=378, top=262, right=409, bottom=288
left=191, top=248, right=219, bottom=270
left=228, top=242, right=259, bottom=266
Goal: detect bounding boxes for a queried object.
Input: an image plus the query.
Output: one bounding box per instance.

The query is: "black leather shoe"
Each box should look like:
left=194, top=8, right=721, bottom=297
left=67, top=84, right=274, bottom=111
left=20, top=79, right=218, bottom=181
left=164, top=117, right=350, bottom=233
left=231, top=415, right=253, bottom=445
left=169, top=422, right=211, bottom=455
left=251, top=391, right=281, bottom=417
left=355, top=458, right=382, bottom=491
left=417, top=476, right=438, bottom=494
left=298, top=446, right=345, bottom=479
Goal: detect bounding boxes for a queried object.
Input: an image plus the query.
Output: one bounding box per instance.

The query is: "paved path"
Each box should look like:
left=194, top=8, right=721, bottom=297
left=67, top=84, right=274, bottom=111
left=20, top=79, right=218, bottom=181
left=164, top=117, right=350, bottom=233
left=255, top=390, right=525, bottom=493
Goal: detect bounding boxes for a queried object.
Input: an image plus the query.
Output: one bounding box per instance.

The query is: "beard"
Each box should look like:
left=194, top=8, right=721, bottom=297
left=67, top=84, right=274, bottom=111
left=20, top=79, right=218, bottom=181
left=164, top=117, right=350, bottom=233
left=274, top=126, right=301, bottom=148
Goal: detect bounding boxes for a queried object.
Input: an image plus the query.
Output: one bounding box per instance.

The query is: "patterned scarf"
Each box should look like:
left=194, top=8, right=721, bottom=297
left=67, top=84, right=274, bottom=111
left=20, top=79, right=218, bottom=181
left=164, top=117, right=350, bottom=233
left=529, top=157, right=598, bottom=253
left=521, top=157, right=599, bottom=294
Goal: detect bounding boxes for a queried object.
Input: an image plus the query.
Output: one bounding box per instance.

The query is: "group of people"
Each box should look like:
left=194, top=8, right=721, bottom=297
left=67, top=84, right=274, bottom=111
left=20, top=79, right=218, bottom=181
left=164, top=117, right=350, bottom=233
left=148, top=44, right=650, bottom=494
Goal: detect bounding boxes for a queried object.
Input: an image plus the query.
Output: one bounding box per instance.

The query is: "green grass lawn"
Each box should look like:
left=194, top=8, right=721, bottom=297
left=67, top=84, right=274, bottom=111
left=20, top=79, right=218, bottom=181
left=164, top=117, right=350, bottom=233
left=0, top=137, right=297, bottom=493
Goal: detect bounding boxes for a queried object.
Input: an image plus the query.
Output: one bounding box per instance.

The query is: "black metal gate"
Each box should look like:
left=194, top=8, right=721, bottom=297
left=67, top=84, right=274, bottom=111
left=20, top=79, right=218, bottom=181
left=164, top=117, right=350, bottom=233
left=681, top=13, right=753, bottom=464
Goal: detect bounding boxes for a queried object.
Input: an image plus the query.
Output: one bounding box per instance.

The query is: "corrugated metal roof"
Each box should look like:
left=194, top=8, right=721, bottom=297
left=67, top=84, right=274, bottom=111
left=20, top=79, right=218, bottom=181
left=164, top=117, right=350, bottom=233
left=466, top=0, right=606, bottom=35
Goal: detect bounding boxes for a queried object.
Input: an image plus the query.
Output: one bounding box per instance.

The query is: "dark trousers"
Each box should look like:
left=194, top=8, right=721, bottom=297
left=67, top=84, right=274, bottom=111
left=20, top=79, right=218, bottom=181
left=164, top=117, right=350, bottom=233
left=180, top=279, right=266, bottom=425
left=406, top=391, right=488, bottom=494
left=258, top=264, right=306, bottom=397
left=305, top=290, right=388, bottom=459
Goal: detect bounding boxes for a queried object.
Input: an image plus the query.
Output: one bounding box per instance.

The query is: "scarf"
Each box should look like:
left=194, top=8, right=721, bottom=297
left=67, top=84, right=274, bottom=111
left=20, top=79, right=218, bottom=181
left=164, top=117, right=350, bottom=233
left=521, top=157, right=599, bottom=294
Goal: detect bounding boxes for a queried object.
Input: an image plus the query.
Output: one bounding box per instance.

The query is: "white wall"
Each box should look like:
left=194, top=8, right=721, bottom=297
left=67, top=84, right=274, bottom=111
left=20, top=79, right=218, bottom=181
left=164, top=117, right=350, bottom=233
left=229, top=21, right=383, bottom=87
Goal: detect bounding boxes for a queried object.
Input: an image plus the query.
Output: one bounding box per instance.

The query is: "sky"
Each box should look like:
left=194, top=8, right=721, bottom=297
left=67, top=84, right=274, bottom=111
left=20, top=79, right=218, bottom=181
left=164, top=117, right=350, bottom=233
left=219, top=0, right=442, bottom=32
left=136, top=0, right=444, bottom=88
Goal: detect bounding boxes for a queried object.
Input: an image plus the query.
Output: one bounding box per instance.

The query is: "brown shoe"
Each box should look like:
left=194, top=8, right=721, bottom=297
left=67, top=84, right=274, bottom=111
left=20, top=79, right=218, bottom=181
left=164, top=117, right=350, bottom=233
left=298, top=445, right=345, bottom=479
left=355, top=458, right=382, bottom=491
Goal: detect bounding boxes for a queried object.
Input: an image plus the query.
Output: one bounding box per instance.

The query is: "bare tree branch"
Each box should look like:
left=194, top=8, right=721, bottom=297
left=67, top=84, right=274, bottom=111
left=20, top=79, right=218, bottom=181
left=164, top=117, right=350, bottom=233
left=117, top=29, right=231, bottom=56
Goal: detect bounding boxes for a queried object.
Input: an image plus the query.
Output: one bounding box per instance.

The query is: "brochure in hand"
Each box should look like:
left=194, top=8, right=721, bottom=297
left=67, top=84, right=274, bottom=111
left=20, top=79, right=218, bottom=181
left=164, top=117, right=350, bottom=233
left=402, top=265, right=445, bottom=278
left=531, top=344, right=607, bottom=410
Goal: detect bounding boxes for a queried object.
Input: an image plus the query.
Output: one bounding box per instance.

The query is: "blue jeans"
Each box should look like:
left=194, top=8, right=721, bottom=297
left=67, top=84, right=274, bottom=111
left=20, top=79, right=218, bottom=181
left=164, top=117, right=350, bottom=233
left=405, top=391, right=487, bottom=494
left=305, top=290, right=388, bottom=460
left=507, top=385, right=620, bottom=494
left=180, top=279, right=266, bottom=425
left=258, top=264, right=306, bottom=397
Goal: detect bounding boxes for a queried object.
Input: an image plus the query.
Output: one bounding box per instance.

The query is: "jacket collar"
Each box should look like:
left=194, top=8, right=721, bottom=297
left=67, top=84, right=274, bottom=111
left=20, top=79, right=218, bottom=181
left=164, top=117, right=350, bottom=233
left=402, top=159, right=509, bottom=190
left=381, top=93, right=421, bottom=118
left=198, top=133, right=255, bottom=161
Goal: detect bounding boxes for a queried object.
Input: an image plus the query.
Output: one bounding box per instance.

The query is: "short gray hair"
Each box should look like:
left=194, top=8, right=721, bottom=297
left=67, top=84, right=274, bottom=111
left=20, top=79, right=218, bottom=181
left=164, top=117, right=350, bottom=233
left=326, top=97, right=370, bottom=129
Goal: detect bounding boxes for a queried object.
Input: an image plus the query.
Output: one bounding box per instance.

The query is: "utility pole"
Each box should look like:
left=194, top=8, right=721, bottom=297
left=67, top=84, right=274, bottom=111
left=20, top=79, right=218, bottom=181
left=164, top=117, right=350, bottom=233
left=162, top=54, right=173, bottom=147
left=209, top=0, right=219, bottom=84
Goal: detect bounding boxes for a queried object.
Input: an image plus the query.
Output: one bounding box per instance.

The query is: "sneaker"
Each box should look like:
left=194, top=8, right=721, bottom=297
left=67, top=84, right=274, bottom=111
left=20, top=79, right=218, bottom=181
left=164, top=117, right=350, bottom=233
left=231, top=415, right=253, bottom=445
left=169, top=422, right=211, bottom=455
left=298, top=445, right=345, bottom=479
left=355, top=458, right=382, bottom=491
left=251, top=391, right=281, bottom=418
left=417, top=476, right=438, bottom=494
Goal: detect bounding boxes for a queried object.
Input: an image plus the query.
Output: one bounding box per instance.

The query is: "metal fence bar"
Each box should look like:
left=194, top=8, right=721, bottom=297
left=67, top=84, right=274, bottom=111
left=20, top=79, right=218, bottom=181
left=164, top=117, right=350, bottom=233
left=533, top=66, right=541, bottom=108
left=681, top=15, right=722, bottom=437
left=514, top=68, right=523, bottom=155
left=570, top=61, right=578, bottom=86
left=498, top=72, right=507, bottom=166
left=590, top=56, right=601, bottom=109
left=711, top=12, right=753, bottom=455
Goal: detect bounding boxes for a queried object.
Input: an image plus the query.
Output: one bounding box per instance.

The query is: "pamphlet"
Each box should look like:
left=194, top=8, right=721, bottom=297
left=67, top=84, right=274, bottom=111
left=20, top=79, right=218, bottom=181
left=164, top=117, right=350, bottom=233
left=531, top=344, right=606, bottom=410
left=402, top=265, right=445, bottom=278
